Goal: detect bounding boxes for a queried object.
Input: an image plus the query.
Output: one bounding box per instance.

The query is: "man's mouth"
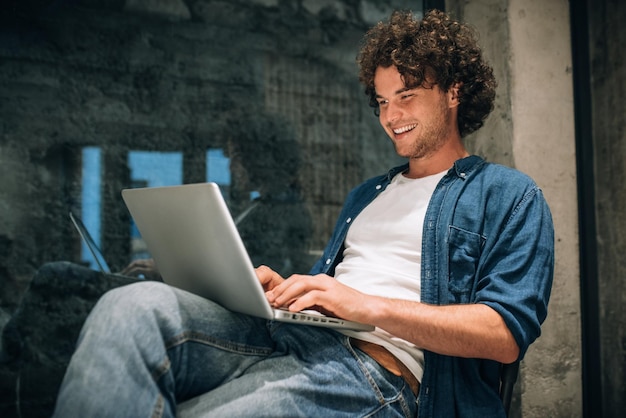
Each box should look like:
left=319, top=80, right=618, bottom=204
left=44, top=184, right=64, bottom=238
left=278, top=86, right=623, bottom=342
left=392, top=124, right=417, bottom=135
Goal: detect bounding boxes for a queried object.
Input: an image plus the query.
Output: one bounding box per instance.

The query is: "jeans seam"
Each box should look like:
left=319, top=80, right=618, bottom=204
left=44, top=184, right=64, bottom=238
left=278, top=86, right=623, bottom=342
left=344, top=338, right=386, bottom=404
left=151, top=356, right=171, bottom=382
left=164, top=330, right=273, bottom=356
left=344, top=337, right=415, bottom=418
left=150, top=393, right=165, bottom=418
left=362, top=395, right=413, bottom=418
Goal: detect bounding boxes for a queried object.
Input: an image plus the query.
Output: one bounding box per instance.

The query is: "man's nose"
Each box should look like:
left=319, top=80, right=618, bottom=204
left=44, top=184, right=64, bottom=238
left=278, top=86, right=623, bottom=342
left=383, top=102, right=401, bottom=124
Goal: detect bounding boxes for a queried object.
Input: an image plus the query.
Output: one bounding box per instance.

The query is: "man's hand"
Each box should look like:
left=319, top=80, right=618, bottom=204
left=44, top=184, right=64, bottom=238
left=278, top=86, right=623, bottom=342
left=119, top=258, right=162, bottom=281
left=264, top=273, right=370, bottom=322
left=255, top=265, right=285, bottom=292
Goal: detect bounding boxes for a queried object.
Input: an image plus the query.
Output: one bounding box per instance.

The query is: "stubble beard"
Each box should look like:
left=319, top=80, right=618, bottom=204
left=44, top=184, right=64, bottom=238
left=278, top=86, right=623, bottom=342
left=393, top=106, right=452, bottom=161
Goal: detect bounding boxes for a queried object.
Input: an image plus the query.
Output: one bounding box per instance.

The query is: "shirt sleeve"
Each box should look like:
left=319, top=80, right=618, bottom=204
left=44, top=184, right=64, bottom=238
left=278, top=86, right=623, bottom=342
left=475, top=187, right=555, bottom=360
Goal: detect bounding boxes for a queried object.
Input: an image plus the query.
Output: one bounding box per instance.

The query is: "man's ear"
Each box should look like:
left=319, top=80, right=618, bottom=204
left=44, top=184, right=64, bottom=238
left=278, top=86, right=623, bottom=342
left=448, top=82, right=463, bottom=107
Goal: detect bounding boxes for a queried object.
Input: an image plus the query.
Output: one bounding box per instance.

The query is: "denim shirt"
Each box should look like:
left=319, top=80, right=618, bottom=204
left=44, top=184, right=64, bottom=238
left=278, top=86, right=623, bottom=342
left=309, top=155, right=554, bottom=417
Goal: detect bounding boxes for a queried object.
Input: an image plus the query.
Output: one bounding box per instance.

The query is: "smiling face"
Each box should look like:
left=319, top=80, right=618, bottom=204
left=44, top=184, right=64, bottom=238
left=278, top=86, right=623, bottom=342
left=374, top=65, right=461, bottom=163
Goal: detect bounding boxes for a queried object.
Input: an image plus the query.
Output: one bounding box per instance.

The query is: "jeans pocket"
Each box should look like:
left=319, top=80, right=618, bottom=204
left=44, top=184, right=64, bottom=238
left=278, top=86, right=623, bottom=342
left=345, top=338, right=416, bottom=417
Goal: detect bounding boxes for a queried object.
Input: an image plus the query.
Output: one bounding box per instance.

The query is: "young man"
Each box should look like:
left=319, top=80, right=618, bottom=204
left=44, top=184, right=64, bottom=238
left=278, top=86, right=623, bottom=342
left=54, top=10, right=553, bottom=418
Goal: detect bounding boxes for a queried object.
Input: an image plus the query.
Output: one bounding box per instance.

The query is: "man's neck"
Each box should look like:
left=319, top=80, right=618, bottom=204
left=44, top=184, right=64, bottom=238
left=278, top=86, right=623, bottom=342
left=404, top=140, right=469, bottom=179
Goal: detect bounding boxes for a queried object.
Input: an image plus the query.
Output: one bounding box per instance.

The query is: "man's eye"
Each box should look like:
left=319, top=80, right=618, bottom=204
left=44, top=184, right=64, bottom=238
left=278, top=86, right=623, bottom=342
left=401, top=94, right=414, bottom=100
left=377, top=99, right=388, bottom=106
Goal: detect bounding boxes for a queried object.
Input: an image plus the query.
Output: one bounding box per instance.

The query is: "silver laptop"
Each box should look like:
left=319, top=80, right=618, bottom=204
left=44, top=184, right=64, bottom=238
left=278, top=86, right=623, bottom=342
left=121, top=182, right=374, bottom=332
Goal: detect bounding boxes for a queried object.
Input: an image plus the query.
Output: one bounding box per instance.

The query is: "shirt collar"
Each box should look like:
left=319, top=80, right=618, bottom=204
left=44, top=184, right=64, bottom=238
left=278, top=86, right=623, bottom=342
left=385, top=155, right=484, bottom=182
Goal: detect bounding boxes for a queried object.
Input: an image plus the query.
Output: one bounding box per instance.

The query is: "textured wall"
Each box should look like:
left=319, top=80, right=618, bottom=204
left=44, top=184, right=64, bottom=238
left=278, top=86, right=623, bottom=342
left=449, top=0, right=583, bottom=416
left=589, top=0, right=626, bottom=415
left=507, top=0, right=582, bottom=416
left=0, top=0, right=409, bottom=311
left=454, top=0, right=626, bottom=416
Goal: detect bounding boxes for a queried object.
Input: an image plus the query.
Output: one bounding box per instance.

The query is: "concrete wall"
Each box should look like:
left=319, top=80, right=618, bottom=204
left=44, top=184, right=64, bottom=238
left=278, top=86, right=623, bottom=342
left=448, top=0, right=583, bottom=416
left=508, top=0, right=582, bottom=416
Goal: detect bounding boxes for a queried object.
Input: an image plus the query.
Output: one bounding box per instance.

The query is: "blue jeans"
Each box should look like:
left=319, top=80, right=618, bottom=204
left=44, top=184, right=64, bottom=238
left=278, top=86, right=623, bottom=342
left=53, top=281, right=417, bottom=417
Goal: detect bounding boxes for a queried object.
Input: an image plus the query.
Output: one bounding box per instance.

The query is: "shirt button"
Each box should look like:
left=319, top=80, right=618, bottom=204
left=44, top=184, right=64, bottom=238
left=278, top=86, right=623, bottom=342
left=376, top=184, right=382, bottom=190
left=325, top=259, right=331, bottom=265
left=346, top=218, right=352, bottom=223
left=460, top=172, right=466, bottom=178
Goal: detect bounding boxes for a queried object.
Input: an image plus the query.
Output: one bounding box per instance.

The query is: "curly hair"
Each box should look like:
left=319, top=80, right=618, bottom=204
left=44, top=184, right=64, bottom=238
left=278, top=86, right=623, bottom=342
left=357, top=9, right=496, bottom=137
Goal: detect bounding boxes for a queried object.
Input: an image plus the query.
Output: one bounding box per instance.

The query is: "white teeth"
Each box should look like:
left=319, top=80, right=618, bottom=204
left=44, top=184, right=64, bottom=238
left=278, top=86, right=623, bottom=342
left=393, top=124, right=417, bottom=134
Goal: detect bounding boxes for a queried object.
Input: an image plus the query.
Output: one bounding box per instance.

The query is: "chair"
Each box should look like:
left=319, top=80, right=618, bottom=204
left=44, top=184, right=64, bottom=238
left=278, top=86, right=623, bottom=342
left=499, top=360, right=520, bottom=417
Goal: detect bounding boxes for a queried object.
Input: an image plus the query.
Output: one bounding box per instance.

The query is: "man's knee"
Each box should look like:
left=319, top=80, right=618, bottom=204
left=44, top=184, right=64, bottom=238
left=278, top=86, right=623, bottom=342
left=96, top=281, right=174, bottom=314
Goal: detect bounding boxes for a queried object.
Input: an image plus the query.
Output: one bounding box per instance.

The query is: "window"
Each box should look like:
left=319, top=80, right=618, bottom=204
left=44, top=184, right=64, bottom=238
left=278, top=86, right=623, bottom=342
left=78, top=147, right=232, bottom=268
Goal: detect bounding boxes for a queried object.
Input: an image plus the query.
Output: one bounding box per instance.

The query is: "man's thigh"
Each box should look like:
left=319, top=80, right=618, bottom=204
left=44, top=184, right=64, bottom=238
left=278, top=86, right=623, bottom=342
left=56, top=280, right=276, bottom=414
left=177, top=325, right=417, bottom=417
left=121, top=282, right=277, bottom=402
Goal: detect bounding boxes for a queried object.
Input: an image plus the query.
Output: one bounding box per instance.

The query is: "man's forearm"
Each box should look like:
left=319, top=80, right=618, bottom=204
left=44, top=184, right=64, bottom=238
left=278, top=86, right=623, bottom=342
left=366, top=297, right=520, bottom=363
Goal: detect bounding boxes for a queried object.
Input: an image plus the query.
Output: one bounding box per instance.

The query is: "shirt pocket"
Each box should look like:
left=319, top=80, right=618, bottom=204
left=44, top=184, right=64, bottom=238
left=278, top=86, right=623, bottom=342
left=447, top=226, right=486, bottom=303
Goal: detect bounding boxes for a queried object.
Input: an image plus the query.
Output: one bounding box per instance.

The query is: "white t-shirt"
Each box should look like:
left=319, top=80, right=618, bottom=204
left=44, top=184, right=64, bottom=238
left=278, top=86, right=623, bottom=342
left=336, top=169, right=447, bottom=383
